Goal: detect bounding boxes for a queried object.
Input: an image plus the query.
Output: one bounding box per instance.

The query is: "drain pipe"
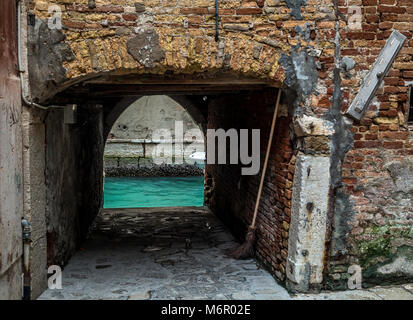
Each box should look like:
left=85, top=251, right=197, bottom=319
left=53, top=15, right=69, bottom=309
left=215, top=0, right=219, bottom=42
left=17, top=0, right=51, bottom=110
left=21, top=219, right=31, bottom=300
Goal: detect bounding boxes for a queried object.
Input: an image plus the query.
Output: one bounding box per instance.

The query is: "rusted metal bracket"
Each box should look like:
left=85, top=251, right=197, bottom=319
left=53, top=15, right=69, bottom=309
left=346, top=30, right=407, bottom=121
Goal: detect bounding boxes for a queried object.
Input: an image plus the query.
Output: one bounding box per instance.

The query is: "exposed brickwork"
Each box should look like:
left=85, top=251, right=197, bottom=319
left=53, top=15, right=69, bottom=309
left=255, top=115, right=294, bottom=281
left=28, top=0, right=347, bottom=103
left=206, top=90, right=293, bottom=282
left=325, top=0, right=413, bottom=288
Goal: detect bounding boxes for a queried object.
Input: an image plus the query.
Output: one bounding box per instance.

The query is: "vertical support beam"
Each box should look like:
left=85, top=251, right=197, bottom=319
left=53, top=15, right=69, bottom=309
left=286, top=154, right=331, bottom=293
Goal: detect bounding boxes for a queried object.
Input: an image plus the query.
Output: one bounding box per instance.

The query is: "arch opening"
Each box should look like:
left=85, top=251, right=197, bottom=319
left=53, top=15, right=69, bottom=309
left=41, top=74, right=294, bottom=298
left=103, top=95, right=206, bottom=209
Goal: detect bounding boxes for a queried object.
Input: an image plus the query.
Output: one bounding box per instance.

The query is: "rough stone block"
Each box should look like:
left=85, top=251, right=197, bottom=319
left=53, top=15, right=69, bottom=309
left=286, top=154, right=331, bottom=293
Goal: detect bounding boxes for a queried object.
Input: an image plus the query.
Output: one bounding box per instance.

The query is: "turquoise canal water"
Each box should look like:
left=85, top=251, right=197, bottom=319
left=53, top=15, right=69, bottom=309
left=104, top=176, right=205, bottom=208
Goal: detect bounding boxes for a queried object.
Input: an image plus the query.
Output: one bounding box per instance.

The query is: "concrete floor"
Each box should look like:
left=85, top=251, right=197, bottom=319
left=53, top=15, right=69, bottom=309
left=38, top=207, right=413, bottom=301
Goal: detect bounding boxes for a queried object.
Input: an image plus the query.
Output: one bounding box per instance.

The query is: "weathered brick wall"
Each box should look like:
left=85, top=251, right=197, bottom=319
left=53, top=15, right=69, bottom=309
left=325, top=0, right=413, bottom=288
left=206, top=90, right=294, bottom=282
left=28, top=0, right=341, bottom=103
left=255, top=112, right=294, bottom=281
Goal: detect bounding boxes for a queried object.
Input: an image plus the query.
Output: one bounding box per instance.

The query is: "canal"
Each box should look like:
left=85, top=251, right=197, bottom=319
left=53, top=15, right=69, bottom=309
left=104, top=176, right=205, bottom=208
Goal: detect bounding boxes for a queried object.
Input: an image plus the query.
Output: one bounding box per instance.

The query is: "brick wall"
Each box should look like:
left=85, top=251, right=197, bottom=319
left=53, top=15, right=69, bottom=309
left=206, top=89, right=294, bottom=282
left=28, top=0, right=342, bottom=102
left=325, top=0, right=413, bottom=288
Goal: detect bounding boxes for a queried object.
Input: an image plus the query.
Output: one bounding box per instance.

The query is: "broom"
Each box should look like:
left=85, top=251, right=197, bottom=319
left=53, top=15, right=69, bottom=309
left=228, top=88, right=282, bottom=260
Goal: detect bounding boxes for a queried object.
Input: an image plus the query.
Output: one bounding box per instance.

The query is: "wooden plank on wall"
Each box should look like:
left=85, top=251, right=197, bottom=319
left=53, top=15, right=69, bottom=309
left=346, top=30, right=407, bottom=121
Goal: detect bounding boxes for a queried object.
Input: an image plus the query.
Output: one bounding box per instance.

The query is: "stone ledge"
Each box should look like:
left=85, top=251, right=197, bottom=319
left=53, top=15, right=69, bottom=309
left=294, top=114, right=335, bottom=137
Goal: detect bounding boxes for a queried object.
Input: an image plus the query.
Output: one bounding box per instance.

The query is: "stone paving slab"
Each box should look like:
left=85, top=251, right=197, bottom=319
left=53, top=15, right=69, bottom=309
left=39, top=207, right=289, bottom=300
left=38, top=207, right=413, bottom=301
left=403, top=283, right=413, bottom=293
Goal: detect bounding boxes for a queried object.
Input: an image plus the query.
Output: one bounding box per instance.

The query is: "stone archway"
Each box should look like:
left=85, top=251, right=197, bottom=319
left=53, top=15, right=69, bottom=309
left=20, top=0, right=338, bottom=299
left=22, top=52, right=335, bottom=299
left=103, top=95, right=207, bottom=189
left=26, top=7, right=285, bottom=105
left=6, top=0, right=411, bottom=301
left=104, top=95, right=208, bottom=140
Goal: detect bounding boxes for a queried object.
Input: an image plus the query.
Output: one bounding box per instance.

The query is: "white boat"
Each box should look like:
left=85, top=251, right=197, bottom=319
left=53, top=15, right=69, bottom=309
left=189, top=152, right=206, bottom=161
left=189, top=152, right=206, bottom=169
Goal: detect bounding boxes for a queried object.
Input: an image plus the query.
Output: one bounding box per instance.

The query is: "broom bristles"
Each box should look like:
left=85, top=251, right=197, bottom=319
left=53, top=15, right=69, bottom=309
left=226, top=227, right=256, bottom=260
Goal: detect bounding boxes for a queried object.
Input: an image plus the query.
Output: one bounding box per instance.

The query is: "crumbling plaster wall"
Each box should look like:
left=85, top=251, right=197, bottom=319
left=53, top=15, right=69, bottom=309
left=22, top=107, right=48, bottom=299
left=27, top=0, right=342, bottom=103
left=45, top=105, right=104, bottom=267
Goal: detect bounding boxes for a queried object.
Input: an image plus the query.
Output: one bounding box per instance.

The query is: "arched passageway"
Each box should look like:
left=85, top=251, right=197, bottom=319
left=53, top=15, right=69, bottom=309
left=21, top=4, right=302, bottom=295
left=5, top=0, right=410, bottom=301
left=39, top=73, right=294, bottom=298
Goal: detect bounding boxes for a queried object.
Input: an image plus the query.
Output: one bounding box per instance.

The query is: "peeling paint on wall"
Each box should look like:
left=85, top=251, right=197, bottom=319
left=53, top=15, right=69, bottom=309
left=28, top=18, right=75, bottom=102
left=326, top=20, right=355, bottom=256
left=279, top=47, right=318, bottom=114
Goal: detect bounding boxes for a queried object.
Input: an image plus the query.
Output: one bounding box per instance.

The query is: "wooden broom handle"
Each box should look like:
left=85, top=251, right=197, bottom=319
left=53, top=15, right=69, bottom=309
left=251, top=89, right=282, bottom=229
